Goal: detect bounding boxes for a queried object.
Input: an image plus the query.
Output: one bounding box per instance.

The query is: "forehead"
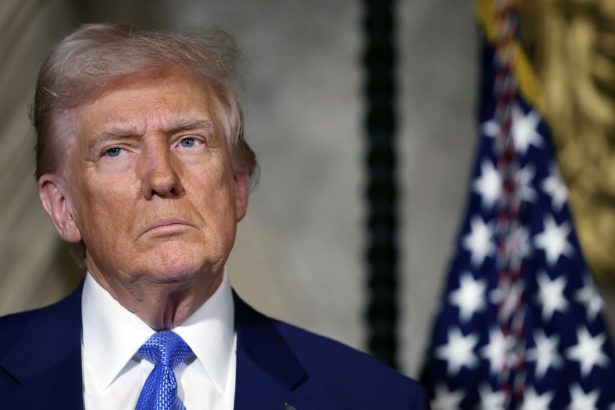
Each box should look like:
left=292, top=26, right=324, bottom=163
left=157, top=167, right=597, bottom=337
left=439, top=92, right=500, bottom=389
left=74, top=70, right=218, bottom=135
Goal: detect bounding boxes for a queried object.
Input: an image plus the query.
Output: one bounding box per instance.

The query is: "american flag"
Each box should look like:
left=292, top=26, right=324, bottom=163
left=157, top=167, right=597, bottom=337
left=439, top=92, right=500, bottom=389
left=420, top=2, right=615, bottom=409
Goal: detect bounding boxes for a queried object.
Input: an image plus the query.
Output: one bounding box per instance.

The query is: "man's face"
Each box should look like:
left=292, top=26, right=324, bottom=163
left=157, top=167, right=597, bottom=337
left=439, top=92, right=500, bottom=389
left=46, top=70, right=249, bottom=289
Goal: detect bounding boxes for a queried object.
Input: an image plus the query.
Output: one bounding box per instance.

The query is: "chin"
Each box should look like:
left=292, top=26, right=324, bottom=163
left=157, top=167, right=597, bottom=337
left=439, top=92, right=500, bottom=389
left=141, top=243, right=220, bottom=285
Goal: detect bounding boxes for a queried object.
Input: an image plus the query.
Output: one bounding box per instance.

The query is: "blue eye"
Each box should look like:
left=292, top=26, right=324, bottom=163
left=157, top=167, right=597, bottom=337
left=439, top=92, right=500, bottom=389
left=179, top=137, right=197, bottom=148
left=104, top=147, right=123, bottom=157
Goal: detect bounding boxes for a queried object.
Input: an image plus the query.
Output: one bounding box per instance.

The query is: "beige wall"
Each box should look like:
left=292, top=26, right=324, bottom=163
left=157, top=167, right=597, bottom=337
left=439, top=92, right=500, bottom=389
left=0, top=0, right=82, bottom=315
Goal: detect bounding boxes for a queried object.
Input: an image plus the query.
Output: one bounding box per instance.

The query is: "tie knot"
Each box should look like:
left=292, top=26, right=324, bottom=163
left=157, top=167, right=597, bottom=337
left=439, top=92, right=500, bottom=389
left=139, top=331, right=193, bottom=369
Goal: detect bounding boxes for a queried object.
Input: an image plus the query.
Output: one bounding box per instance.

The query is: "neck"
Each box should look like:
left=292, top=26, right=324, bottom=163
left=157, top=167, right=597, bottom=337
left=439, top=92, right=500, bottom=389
left=87, top=268, right=224, bottom=330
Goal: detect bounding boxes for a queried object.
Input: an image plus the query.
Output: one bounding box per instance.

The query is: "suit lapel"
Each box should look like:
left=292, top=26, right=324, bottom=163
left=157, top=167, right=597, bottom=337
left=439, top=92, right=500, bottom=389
left=2, top=286, right=307, bottom=409
left=1, top=282, right=84, bottom=409
left=233, top=293, right=307, bottom=410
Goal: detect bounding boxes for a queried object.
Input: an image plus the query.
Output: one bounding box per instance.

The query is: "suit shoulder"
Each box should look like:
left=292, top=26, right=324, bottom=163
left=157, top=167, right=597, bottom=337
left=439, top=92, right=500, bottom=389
left=0, top=284, right=83, bottom=359
left=273, top=320, right=427, bottom=408
left=233, top=295, right=427, bottom=407
left=274, top=319, right=416, bottom=380
left=0, top=309, right=42, bottom=356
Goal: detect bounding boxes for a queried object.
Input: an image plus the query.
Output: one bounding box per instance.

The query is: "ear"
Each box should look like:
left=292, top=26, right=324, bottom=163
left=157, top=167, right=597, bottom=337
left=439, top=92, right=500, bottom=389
left=38, top=174, right=82, bottom=243
left=233, top=171, right=250, bottom=222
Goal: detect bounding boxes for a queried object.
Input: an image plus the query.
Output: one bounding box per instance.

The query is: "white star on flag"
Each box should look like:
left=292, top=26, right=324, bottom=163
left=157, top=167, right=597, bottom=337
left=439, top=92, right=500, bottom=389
left=517, top=164, right=537, bottom=202
left=536, top=271, right=569, bottom=321
left=534, top=215, right=574, bottom=266
left=462, top=217, right=496, bottom=267
left=480, top=327, right=512, bottom=375
left=567, top=327, right=610, bottom=377
left=568, top=384, right=599, bottom=410
left=449, top=272, right=487, bottom=322
left=526, top=329, right=562, bottom=378
left=541, top=162, right=568, bottom=211
left=431, top=384, right=464, bottom=410
left=473, top=160, right=501, bottom=209
left=435, top=328, right=479, bottom=376
left=575, top=278, right=604, bottom=322
left=520, top=387, right=553, bottom=410
left=505, top=225, right=531, bottom=260
left=482, top=104, right=543, bottom=154
left=478, top=384, right=506, bottom=410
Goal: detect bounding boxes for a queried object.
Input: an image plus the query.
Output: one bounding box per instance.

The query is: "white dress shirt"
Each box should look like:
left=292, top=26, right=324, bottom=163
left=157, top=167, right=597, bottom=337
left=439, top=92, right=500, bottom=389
left=82, top=271, right=236, bottom=410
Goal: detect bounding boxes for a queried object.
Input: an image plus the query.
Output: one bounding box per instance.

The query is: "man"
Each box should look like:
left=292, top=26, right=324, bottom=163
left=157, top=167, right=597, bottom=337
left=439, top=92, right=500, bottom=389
left=0, top=23, right=426, bottom=409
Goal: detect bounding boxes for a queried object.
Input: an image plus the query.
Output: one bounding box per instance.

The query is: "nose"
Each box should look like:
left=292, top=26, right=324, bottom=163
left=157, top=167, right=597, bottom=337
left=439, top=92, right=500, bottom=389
left=139, top=140, right=184, bottom=200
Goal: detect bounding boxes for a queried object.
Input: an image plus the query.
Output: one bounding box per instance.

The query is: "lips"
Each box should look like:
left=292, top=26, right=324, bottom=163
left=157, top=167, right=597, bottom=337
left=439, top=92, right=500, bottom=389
left=141, top=217, right=195, bottom=236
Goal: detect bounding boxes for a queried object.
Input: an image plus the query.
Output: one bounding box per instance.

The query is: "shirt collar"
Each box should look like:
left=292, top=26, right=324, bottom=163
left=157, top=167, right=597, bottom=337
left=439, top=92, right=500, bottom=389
left=82, top=269, right=235, bottom=392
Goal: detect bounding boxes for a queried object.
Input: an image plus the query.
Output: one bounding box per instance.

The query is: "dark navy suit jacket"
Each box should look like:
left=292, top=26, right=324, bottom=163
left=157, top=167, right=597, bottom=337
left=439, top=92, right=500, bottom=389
left=0, top=283, right=427, bottom=409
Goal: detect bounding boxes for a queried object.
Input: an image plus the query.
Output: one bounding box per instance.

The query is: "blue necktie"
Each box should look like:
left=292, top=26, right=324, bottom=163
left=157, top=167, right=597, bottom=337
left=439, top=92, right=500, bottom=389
left=136, top=331, right=193, bottom=410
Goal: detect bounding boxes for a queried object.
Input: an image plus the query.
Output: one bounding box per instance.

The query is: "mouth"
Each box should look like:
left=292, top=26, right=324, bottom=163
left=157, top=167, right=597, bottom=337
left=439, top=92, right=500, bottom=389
left=141, top=218, right=195, bottom=237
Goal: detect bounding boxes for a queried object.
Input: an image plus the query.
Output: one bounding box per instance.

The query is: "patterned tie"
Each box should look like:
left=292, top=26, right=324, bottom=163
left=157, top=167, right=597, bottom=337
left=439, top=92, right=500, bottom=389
left=136, top=331, right=193, bottom=410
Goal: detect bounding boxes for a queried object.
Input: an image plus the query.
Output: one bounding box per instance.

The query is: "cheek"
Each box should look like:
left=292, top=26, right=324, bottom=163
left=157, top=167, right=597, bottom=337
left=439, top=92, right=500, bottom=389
left=74, top=181, right=135, bottom=240
left=204, top=166, right=237, bottom=212
left=188, top=165, right=238, bottom=237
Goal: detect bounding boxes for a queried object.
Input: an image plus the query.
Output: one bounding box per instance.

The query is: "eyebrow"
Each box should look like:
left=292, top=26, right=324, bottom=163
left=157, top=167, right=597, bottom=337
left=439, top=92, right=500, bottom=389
left=87, top=125, right=141, bottom=153
left=87, top=118, right=215, bottom=152
left=164, top=118, right=214, bottom=136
